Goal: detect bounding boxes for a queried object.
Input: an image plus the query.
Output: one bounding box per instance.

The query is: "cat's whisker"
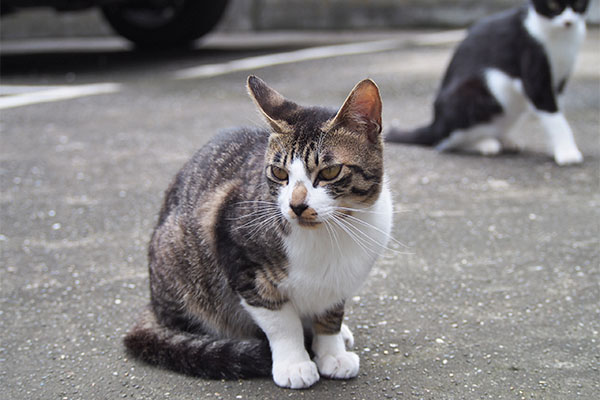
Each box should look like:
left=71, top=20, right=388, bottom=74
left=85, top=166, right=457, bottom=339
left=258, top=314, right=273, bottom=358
left=246, top=214, right=283, bottom=241
left=333, top=205, right=409, bottom=215
left=328, top=214, right=377, bottom=258
left=322, top=220, right=335, bottom=254
left=335, top=215, right=409, bottom=256
left=334, top=211, right=409, bottom=249
left=332, top=216, right=389, bottom=256
left=231, top=208, right=280, bottom=229
left=231, top=206, right=279, bottom=216
left=331, top=212, right=409, bottom=255
left=230, top=210, right=275, bottom=224
left=323, top=219, right=343, bottom=259
left=228, top=204, right=280, bottom=222
left=233, top=200, right=280, bottom=207
left=235, top=214, right=279, bottom=233
left=238, top=207, right=283, bottom=236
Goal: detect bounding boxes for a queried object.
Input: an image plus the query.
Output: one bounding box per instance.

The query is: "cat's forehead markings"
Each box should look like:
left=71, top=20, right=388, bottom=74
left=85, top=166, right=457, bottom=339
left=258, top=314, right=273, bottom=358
left=288, top=159, right=310, bottom=184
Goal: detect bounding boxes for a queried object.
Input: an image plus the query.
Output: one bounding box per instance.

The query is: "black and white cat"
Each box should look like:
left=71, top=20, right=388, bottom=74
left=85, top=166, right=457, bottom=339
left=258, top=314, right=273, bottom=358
left=385, top=0, right=589, bottom=165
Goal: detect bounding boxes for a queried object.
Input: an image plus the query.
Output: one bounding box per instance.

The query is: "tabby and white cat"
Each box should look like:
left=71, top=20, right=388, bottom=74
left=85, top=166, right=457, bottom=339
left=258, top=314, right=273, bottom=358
left=124, top=76, right=393, bottom=389
left=385, top=0, right=589, bottom=165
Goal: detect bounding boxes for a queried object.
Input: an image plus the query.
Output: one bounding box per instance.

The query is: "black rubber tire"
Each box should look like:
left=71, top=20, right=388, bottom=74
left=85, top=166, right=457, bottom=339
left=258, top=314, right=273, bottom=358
left=101, top=0, right=229, bottom=49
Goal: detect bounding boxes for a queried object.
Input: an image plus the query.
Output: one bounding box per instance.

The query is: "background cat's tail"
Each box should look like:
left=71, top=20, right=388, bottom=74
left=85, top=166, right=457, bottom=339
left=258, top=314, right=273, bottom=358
left=123, top=307, right=272, bottom=379
left=384, top=124, right=440, bottom=146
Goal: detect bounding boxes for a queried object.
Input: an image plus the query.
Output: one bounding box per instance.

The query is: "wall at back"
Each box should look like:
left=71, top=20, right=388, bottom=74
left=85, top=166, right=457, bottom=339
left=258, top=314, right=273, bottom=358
left=1, top=0, right=598, bottom=39
left=220, top=0, right=600, bottom=30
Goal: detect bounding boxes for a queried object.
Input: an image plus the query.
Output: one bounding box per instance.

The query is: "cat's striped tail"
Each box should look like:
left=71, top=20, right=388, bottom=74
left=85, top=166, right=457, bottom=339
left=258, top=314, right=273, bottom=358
left=123, top=307, right=272, bottom=379
left=384, top=124, right=440, bottom=146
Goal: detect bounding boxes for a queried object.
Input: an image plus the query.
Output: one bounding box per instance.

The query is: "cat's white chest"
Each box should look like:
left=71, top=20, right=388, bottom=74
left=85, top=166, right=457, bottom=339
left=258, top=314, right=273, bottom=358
left=524, top=7, right=586, bottom=89
left=280, top=181, right=393, bottom=316
left=544, top=30, right=584, bottom=88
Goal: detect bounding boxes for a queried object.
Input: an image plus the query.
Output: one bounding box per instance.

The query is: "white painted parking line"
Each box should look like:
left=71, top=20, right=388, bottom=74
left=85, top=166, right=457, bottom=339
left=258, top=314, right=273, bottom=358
left=173, top=30, right=464, bottom=80
left=0, top=83, right=122, bottom=110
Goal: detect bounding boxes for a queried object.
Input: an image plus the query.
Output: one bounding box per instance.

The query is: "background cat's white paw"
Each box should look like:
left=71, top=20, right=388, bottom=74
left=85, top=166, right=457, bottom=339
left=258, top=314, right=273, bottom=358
left=315, top=351, right=360, bottom=380
left=554, top=147, right=583, bottom=166
left=340, top=323, right=354, bottom=349
left=473, top=138, right=502, bottom=156
left=272, top=360, right=319, bottom=389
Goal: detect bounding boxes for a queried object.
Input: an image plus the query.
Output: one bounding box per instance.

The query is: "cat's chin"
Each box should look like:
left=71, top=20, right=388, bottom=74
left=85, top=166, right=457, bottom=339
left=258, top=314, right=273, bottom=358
left=295, top=218, right=322, bottom=228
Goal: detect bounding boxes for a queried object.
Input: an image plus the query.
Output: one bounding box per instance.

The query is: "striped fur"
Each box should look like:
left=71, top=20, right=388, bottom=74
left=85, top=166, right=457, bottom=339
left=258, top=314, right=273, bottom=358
left=124, top=76, right=392, bottom=386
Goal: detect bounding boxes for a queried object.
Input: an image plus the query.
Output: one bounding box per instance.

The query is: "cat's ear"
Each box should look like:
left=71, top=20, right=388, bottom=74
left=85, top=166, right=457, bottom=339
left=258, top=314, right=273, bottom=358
left=247, top=76, right=299, bottom=134
left=328, top=79, right=382, bottom=143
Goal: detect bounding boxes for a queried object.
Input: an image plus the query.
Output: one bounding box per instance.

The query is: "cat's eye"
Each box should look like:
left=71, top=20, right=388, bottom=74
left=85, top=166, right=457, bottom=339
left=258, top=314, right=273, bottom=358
left=318, top=165, right=342, bottom=181
left=573, top=0, right=587, bottom=11
left=271, top=166, right=288, bottom=181
left=548, top=0, right=561, bottom=11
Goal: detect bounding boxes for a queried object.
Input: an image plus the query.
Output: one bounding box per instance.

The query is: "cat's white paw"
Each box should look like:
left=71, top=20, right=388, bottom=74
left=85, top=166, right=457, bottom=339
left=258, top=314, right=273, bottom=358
left=473, top=137, right=502, bottom=156
left=554, top=147, right=583, bottom=166
left=272, top=360, right=320, bottom=389
left=314, top=351, right=360, bottom=380
left=340, top=323, right=354, bottom=349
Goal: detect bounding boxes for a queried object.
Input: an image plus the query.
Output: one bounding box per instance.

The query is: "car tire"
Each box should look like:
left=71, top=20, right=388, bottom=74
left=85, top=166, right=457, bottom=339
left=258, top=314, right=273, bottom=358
left=101, top=0, right=229, bottom=49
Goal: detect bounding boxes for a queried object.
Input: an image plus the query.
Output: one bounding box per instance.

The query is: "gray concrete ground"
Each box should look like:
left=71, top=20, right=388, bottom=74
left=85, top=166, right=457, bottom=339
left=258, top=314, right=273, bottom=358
left=1, top=29, right=599, bottom=399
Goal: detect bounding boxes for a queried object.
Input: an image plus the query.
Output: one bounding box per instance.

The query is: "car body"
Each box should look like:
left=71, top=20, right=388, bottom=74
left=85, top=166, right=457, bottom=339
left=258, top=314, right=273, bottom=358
left=1, top=0, right=230, bottom=48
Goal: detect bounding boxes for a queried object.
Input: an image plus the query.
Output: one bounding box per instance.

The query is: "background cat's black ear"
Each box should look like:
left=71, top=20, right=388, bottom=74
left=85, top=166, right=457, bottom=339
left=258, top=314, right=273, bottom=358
left=328, top=79, right=382, bottom=143
left=247, top=76, right=300, bottom=134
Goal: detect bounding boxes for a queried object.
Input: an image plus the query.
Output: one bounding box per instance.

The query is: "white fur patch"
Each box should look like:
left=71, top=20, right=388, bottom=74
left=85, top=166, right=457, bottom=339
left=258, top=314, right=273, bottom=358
left=242, top=301, right=319, bottom=389
left=536, top=110, right=583, bottom=165
left=279, top=163, right=393, bottom=316
left=485, top=68, right=526, bottom=114
left=340, top=323, right=354, bottom=349
left=524, top=6, right=586, bottom=89
left=312, top=332, right=360, bottom=379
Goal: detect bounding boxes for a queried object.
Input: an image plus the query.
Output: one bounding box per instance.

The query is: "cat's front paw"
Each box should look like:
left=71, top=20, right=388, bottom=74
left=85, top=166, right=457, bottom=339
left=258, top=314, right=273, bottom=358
left=272, top=360, right=319, bottom=389
left=554, top=147, right=583, bottom=166
left=341, top=323, right=354, bottom=349
left=315, top=351, right=360, bottom=380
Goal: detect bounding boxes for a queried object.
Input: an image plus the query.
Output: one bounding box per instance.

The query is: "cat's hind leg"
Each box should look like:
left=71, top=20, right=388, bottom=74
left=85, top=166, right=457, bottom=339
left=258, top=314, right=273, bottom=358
left=432, top=71, right=509, bottom=154
left=436, top=68, right=529, bottom=157
left=436, top=123, right=503, bottom=156
left=463, top=137, right=503, bottom=156
left=312, top=305, right=360, bottom=380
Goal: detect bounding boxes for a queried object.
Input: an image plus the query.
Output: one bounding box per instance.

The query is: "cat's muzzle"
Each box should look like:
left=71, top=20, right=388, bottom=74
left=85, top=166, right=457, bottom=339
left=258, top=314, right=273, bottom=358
left=288, top=205, right=321, bottom=228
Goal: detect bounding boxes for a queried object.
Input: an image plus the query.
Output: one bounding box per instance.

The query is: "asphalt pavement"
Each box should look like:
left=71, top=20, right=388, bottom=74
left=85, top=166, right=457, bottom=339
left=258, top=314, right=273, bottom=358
left=1, top=29, right=599, bottom=399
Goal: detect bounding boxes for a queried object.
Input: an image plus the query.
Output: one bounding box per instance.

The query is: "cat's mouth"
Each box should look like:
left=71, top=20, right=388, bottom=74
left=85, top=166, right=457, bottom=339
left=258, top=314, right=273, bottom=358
left=296, top=218, right=322, bottom=228
left=287, top=205, right=322, bottom=228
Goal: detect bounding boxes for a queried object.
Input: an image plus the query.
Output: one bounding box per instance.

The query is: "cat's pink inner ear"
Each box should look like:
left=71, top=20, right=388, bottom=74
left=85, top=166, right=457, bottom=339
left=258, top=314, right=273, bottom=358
left=334, top=79, right=382, bottom=142
left=351, top=81, right=382, bottom=128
